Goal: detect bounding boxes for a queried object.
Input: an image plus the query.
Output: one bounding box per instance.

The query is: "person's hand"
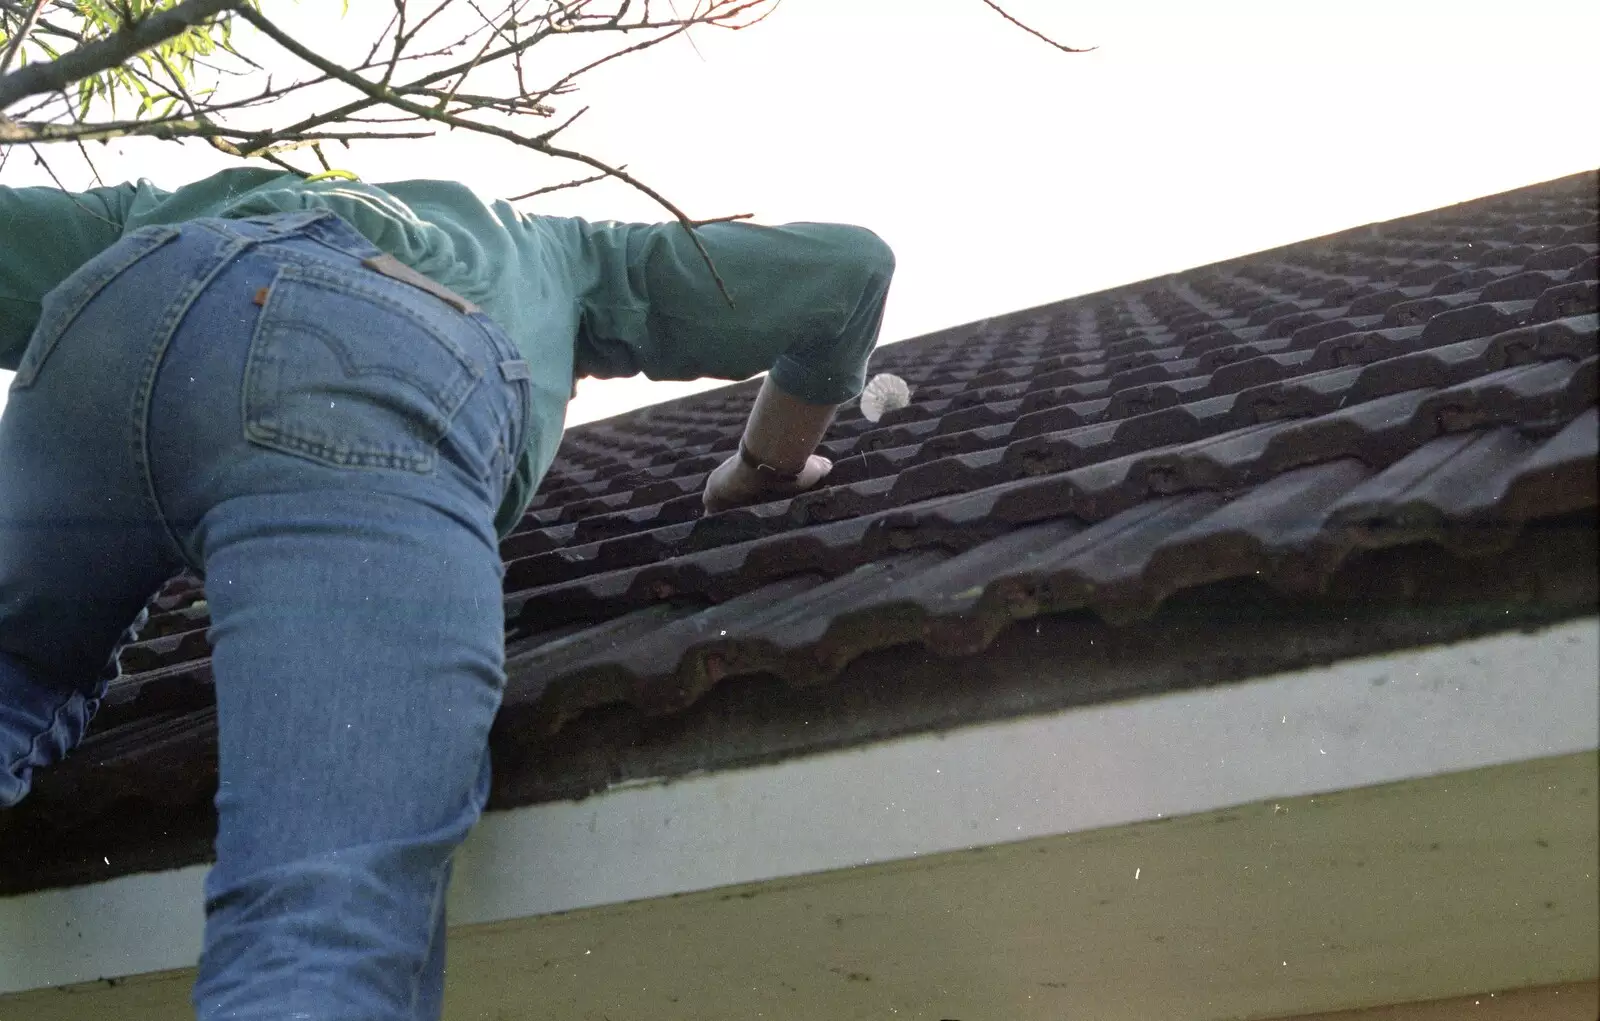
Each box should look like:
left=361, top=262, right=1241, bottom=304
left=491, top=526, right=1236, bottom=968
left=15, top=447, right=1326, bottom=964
left=702, top=452, right=833, bottom=514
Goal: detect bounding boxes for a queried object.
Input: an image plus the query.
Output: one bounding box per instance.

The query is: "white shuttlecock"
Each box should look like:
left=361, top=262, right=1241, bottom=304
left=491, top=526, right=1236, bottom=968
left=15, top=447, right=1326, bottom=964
left=859, top=373, right=911, bottom=423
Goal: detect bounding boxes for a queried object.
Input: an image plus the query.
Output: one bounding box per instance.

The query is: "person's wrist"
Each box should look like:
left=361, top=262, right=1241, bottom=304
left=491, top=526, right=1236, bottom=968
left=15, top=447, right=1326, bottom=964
left=737, top=441, right=804, bottom=484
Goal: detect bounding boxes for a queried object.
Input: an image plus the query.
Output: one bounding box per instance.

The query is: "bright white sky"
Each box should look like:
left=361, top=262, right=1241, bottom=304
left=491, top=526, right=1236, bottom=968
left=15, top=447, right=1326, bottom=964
left=2, top=0, right=1597, bottom=425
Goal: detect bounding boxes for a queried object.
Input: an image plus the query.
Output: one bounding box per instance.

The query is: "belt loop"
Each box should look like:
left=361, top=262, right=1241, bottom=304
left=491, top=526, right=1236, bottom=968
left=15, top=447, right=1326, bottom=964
left=499, top=359, right=532, bottom=382
left=300, top=209, right=382, bottom=260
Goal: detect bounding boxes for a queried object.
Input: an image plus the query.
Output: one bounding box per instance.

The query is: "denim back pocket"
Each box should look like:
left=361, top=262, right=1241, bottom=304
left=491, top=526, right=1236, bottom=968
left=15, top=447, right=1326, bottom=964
left=11, top=224, right=181, bottom=390
left=243, top=263, right=484, bottom=475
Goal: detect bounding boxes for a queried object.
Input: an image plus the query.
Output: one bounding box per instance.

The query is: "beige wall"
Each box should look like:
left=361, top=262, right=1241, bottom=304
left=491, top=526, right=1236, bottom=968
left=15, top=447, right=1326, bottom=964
left=6, top=752, right=1595, bottom=1021
left=1273, top=981, right=1598, bottom=1020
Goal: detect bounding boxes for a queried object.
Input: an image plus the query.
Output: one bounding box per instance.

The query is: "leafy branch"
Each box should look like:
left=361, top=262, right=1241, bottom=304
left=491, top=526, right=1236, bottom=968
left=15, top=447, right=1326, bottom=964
left=0, top=0, right=1094, bottom=289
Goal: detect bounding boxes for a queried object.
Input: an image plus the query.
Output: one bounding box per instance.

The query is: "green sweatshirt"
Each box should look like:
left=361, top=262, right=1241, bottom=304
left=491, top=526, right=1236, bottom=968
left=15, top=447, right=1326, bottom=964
left=0, top=168, right=894, bottom=537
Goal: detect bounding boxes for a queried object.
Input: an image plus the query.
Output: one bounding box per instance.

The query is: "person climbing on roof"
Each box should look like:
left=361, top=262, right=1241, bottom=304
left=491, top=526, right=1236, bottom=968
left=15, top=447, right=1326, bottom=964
left=0, top=166, right=893, bottom=1020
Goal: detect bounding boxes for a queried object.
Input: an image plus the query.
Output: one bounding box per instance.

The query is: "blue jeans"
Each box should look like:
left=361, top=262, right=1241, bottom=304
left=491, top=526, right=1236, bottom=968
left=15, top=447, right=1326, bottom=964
left=0, top=210, right=533, bottom=1019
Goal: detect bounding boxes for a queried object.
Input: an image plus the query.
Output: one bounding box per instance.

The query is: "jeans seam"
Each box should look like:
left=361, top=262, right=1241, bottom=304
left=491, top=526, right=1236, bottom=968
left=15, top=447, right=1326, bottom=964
left=134, top=234, right=255, bottom=574
left=466, top=314, right=533, bottom=466
left=407, top=859, right=452, bottom=1015
left=12, top=226, right=182, bottom=390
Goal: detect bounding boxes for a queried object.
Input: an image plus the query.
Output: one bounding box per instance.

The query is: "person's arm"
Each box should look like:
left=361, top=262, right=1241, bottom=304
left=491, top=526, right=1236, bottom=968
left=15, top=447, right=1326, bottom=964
left=561, top=216, right=894, bottom=510
left=0, top=182, right=137, bottom=372
left=702, top=376, right=839, bottom=513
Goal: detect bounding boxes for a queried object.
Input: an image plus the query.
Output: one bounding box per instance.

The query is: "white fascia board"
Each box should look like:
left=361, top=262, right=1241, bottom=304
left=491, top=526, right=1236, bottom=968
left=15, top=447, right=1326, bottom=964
left=2, top=616, right=1596, bottom=995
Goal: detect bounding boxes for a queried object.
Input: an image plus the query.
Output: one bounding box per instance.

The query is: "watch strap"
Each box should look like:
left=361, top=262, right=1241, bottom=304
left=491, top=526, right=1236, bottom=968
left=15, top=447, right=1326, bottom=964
left=738, top=441, right=803, bottom=484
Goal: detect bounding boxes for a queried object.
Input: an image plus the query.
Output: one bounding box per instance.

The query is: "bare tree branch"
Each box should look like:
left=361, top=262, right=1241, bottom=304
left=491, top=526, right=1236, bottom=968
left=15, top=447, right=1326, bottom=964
left=528, top=7, right=701, bottom=108
left=397, top=0, right=457, bottom=51
left=2, top=0, right=1090, bottom=281
left=0, top=115, right=429, bottom=145
left=27, top=140, right=116, bottom=223
left=235, top=3, right=749, bottom=301
left=437, top=0, right=519, bottom=109
left=259, top=2, right=769, bottom=146
left=505, top=169, right=611, bottom=201
left=974, top=0, right=1095, bottom=53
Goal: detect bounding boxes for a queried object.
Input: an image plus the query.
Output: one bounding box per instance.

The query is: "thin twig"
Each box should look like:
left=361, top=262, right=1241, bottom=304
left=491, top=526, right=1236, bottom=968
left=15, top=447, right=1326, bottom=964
left=153, top=48, right=205, bottom=116
left=397, top=0, right=458, bottom=50
left=256, top=148, right=307, bottom=175
left=665, top=0, right=705, bottom=61
left=973, top=0, right=1095, bottom=53
left=541, top=141, right=740, bottom=301
left=0, top=0, right=47, bottom=75
left=26, top=140, right=117, bottom=223
left=362, top=6, right=403, bottom=67
left=506, top=168, right=609, bottom=200
left=529, top=7, right=702, bottom=107
left=686, top=211, right=753, bottom=226
left=75, top=137, right=104, bottom=184
left=237, top=4, right=744, bottom=303
left=261, top=1, right=768, bottom=146
left=382, top=0, right=408, bottom=86
left=404, top=85, right=552, bottom=115
left=439, top=0, right=512, bottom=108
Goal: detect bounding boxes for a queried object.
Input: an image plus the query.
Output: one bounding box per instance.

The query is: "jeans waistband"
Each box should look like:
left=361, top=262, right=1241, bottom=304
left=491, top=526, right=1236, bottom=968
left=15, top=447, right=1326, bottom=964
left=199, top=209, right=382, bottom=259
left=194, top=210, right=484, bottom=318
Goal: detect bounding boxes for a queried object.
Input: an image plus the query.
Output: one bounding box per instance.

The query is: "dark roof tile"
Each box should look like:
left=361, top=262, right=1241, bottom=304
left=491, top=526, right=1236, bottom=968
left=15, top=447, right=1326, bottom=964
left=10, top=171, right=1596, bottom=894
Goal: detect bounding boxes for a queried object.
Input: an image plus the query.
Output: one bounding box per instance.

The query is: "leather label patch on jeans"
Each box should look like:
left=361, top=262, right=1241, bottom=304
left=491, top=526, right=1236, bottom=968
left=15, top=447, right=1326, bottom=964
left=359, top=253, right=482, bottom=316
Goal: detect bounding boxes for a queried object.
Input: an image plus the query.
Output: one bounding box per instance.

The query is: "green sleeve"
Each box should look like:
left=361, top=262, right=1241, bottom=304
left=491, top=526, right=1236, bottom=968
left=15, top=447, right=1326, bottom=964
left=565, top=217, right=895, bottom=405
left=0, top=183, right=137, bottom=371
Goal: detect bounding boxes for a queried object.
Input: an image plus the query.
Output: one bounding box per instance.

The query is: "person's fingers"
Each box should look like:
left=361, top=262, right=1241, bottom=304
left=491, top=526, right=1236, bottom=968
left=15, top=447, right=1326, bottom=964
left=701, top=461, right=731, bottom=513
left=795, top=454, right=833, bottom=490
left=702, top=455, right=755, bottom=513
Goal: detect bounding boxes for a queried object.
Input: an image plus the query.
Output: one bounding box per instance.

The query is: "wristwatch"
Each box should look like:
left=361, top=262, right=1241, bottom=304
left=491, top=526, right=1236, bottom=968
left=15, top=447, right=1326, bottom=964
left=738, top=441, right=803, bottom=484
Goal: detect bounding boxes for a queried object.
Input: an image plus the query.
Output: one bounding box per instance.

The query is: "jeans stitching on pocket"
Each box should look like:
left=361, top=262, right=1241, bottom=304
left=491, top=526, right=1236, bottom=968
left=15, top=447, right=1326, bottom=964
left=12, top=225, right=181, bottom=389
left=277, top=263, right=482, bottom=372
left=243, top=265, right=483, bottom=475
left=133, top=230, right=254, bottom=575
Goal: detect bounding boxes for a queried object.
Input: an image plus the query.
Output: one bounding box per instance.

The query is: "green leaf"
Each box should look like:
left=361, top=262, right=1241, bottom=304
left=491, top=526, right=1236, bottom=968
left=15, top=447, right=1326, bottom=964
left=14, top=0, right=353, bottom=130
